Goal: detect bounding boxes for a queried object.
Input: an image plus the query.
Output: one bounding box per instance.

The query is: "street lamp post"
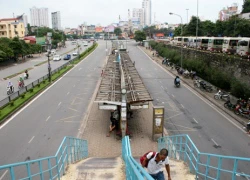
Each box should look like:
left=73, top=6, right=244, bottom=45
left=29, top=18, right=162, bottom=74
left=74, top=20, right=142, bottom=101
left=196, top=0, right=199, bottom=49
left=186, top=9, right=189, bottom=23
left=47, top=48, right=51, bottom=82
left=169, top=12, right=183, bottom=68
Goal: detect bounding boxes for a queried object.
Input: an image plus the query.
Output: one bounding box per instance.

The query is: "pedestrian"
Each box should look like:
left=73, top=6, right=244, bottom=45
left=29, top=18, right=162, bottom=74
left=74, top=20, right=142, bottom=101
left=141, top=148, right=171, bottom=180
left=107, top=109, right=119, bottom=137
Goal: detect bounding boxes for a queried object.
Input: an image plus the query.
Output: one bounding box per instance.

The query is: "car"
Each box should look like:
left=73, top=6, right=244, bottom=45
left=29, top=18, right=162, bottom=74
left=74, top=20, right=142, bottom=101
left=63, top=54, right=71, bottom=60
left=53, top=55, right=61, bottom=61
left=83, top=42, right=88, bottom=46
left=71, top=41, right=76, bottom=45
left=72, top=52, right=78, bottom=56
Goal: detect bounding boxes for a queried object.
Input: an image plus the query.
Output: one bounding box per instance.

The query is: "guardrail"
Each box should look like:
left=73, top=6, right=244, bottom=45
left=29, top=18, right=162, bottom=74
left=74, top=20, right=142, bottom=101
left=158, top=134, right=250, bottom=180
left=0, top=136, right=88, bottom=180
left=122, top=136, right=153, bottom=180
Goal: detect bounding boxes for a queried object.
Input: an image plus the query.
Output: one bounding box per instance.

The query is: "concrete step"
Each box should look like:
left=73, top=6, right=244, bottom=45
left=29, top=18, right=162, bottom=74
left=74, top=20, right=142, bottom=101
left=61, top=157, right=125, bottom=180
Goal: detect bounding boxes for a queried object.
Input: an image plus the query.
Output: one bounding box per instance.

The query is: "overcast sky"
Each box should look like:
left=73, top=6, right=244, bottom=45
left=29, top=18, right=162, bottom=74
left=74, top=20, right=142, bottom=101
left=0, top=0, right=243, bottom=28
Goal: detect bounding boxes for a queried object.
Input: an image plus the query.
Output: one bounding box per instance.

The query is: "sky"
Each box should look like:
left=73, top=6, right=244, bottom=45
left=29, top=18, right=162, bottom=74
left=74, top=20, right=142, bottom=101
left=0, top=0, right=244, bottom=28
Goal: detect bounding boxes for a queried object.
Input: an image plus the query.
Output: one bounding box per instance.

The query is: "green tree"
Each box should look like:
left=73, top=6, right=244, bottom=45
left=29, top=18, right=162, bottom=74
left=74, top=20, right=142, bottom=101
left=0, top=45, right=14, bottom=61
left=174, top=26, right=182, bottom=36
left=9, top=37, right=23, bottom=60
left=214, top=20, right=226, bottom=36
left=134, top=31, right=146, bottom=42
left=242, top=0, right=250, bottom=13
left=183, top=16, right=202, bottom=36
left=200, top=20, right=216, bottom=36
left=27, top=23, right=32, bottom=35
left=114, top=28, right=122, bottom=36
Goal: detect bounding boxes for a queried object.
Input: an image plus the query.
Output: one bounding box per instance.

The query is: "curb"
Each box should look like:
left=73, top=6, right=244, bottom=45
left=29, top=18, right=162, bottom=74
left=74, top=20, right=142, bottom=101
left=141, top=47, right=248, bottom=128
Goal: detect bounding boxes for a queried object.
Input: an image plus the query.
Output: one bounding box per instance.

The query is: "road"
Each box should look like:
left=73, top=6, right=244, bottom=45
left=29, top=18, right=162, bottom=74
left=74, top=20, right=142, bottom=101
left=127, top=41, right=250, bottom=179
left=0, top=40, right=109, bottom=179
left=0, top=40, right=93, bottom=102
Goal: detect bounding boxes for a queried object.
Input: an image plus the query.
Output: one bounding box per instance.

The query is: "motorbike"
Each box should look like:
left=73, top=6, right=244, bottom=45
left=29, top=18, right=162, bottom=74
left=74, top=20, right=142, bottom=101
left=199, top=81, right=213, bottom=92
left=24, top=72, right=29, bottom=79
left=214, top=90, right=230, bottom=101
left=234, top=104, right=250, bottom=119
left=224, top=100, right=236, bottom=110
left=18, top=81, right=25, bottom=89
left=7, top=86, right=14, bottom=95
left=194, top=79, right=201, bottom=88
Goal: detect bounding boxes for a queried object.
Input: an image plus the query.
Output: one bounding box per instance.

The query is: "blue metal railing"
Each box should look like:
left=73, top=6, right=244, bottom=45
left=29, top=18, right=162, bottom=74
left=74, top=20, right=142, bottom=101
left=122, top=136, right=154, bottom=180
left=0, top=136, right=88, bottom=180
left=158, top=134, right=250, bottom=180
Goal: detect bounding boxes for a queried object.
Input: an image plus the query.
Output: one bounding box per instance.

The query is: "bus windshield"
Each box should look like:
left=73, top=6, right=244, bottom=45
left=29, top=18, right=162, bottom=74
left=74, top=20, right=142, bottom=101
left=238, top=40, right=248, bottom=46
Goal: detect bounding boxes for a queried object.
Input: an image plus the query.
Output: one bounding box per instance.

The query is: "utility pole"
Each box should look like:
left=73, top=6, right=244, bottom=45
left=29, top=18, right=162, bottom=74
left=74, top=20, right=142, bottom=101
left=186, top=9, right=189, bottom=23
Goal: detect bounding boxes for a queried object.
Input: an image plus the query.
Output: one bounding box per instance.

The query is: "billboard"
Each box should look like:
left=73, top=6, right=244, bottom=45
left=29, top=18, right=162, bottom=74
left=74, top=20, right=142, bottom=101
left=36, top=37, right=46, bottom=45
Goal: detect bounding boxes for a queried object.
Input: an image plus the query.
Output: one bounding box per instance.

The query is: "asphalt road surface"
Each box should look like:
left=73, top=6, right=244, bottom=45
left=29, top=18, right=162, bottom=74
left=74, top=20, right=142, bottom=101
left=127, top=41, right=250, bottom=180
left=0, top=40, right=109, bottom=179
left=0, top=41, right=92, bottom=101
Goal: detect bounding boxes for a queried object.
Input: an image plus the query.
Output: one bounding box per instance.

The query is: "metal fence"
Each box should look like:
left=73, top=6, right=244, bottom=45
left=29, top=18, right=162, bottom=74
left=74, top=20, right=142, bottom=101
left=158, top=134, right=250, bottom=180
left=0, top=136, right=88, bottom=180
left=0, top=55, right=80, bottom=109
left=122, top=136, right=154, bottom=180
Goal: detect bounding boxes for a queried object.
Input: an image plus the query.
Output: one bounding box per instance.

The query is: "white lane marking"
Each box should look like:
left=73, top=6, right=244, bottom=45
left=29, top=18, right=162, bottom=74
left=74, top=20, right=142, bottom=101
left=138, top=46, right=246, bottom=133
left=79, top=68, right=82, bottom=71
left=181, top=104, right=185, bottom=108
left=161, top=86, right=164, bottom=89
left=28, top=136, right=35, bottom=144
left=211, top=139, right=219, bottom=147
left=46, top=116, right=51, bottom=122
left=0, top=45, right=97, bottom=130
left=166, top=112, right=183, bottom=119
left=58, top=102, right=62, bottom=106
left=193, top=118, right=198, bottom=124
left=172, top=94, right=175, bottom=98
left=0, top=170, right=8, bottom=180
left=67, top=92, right=70, bottom=95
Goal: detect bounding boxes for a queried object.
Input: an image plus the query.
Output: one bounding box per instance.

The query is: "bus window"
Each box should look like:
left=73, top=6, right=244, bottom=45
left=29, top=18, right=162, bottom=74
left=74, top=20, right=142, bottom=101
left=202, top=39, right=209, bottom=43
left=208, top=39, right=213, bottom=43
left=214, top=40, right=223, bottom=45
left=238, top=41, right=248, bottom=46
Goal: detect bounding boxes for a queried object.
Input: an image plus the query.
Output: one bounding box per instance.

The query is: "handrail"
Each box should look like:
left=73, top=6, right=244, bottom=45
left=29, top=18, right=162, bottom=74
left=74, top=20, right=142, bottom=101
left=0, top=136, right=88, bottom=180
left=158, top=134, right=250, bottom=180
left=122, top=136, right=154, bottom=180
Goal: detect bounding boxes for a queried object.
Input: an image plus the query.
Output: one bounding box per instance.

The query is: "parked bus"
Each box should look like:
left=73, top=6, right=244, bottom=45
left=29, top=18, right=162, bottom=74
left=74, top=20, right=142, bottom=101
left=207, top=37, right=224, bottom=52
left=182, top=37, right=189, bottom=47
left=237, top=38, right=250, bottom=57
left=222, top=37, right=241, bottom=54
left=199, top=37, right=209, bottom=50
left=188, top=37, right=201, bottom=48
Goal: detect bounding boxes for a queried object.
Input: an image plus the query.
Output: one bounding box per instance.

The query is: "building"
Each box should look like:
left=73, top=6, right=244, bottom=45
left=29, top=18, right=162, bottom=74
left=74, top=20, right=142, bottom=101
left=0, top=18, right=25, bottom=38
left=51, top=11, right=61, bottom=30
left=142, top=0, right=151, bottom=26
left=218, top=3, right=238, bottom=21
left=239, top=12, right=250, bottom=20
left=30, top=7, right=49, bottom=27
left=132, top=8, right=144, bottom=26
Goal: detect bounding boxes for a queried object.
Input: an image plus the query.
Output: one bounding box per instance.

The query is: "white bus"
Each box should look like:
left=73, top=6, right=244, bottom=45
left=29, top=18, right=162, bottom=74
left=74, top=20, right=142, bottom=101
left=182, top=37, right=189, bottom=47
left=199, top=37, right=209, bottom=50
left=207, top=37, right=224, bottom=52
left=237, top=38, right=250, bottom=57
left=222, top=37, right=241, bottom=54
left=187, top=37, right=201, bottom=48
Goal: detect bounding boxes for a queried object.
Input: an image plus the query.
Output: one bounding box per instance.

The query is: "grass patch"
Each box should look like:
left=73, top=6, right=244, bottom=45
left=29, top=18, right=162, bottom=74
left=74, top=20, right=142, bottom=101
left=0, top=43, right=98, bottom=123
left=3, top=68, right=33, bottom=80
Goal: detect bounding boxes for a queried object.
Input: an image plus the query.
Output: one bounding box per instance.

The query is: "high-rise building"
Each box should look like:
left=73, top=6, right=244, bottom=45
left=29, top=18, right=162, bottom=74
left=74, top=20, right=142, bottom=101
left=30, top=7, right=49, bottom=27
left=142, top=0, right=151, bottom=26
left=218, top=3, right=238, bottom=21
left=132, top=8, right=144, bottom=26
left=51, top=11, right=61, bottom=30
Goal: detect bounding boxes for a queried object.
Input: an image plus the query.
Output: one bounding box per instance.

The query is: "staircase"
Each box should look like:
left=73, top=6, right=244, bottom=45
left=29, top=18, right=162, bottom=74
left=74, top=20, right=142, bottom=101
left=61, top=157, right=125, bottom=180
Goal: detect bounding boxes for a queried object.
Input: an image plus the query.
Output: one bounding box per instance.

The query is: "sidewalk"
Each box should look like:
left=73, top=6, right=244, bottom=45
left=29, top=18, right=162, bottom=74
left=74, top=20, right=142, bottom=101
left=140, top=46, right=249, bottom=128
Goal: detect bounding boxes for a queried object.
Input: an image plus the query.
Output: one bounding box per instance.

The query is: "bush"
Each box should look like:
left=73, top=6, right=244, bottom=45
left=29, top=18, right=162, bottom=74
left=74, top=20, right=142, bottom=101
left=37, top=83, right=41, bottom=87
left=29, top=88, right=33, bottom=93
left=9, top=100, right=14, bottom=106
left=20, top=93, right=25, bottom=99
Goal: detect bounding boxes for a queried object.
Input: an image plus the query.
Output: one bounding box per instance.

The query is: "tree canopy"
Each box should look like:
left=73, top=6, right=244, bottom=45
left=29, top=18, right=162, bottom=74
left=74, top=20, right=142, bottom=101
left=114, top=28, right=122, bottom=36
left=242, top=0, right=250, bottom=13
left=134, top=31, right=146, bottom=42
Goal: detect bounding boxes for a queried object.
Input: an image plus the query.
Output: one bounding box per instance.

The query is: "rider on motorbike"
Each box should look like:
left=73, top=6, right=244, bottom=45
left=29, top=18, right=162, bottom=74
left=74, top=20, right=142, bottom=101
left=19, top=76, right=24, bottom=87
left=24, top=69, right=29, bottom=79
left=174, top=76, right=180, bottom=86
left=7, top=81, right=13, bottom=92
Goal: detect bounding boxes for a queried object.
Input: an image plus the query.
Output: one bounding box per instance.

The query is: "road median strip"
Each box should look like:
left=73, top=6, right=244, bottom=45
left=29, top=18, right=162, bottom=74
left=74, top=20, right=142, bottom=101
left=0, top=43, right=98, bottom=124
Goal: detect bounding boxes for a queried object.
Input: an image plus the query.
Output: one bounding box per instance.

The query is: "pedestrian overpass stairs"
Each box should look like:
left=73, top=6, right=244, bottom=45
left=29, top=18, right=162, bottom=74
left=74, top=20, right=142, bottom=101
left=1, top=135, right=250, bottom=180
left=61, top=157, right=194, bottom=180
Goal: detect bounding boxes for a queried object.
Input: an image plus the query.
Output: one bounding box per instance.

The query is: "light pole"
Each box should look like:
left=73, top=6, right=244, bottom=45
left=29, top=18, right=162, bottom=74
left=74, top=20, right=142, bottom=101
left=186, top=9, right=189, bottom=23
left=46, top=32, right=52, bottom=82
left=196, top=0, right=199, bottom=49
left=169, top=12, right=183, bottom=68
